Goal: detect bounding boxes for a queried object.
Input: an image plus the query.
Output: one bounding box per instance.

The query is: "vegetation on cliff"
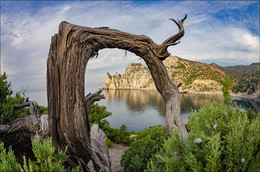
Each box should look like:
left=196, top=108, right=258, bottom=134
left=232, top=71, right=260, bottom=95
left=212, top=62, right=260, bottom=80
left=103, top=56, right=260, bottom=97
left=167, top=57, right=226, bottom=91
left=102, top=56, right=227, bottom=93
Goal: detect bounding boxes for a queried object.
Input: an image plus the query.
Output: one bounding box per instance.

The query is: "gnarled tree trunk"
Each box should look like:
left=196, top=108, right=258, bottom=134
left=47, top=15, right=188, bottom=170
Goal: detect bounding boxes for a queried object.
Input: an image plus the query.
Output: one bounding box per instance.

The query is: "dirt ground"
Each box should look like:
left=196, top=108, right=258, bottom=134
left=108, top=143, right=129, bottom=172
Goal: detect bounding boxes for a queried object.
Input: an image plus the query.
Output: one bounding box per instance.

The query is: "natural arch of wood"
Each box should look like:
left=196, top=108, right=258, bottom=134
left=47, top=15, right=188, bottom=170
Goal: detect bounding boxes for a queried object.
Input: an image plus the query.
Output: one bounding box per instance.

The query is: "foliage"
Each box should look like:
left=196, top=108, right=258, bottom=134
left=105, top=138, right=113, bottom=148
left=169, top=59, right=226, bottom=89
left=232, top=71, right=260, bottom=95
left=146, top=98, right=260, bottom=171
left=88, top=103, right=111, bottom=128
left=0, top=135, right=80, bottom=171
left=221, top=75, right=233, bottom=106
left=0, top=73, right=30, bottom=124
left=37, top=105, right=48, bottom=115
left=0, top=92, right=29, bottom=124
left=121, top=125, right=170, bottom=172
left=103, top=124, right=132, bottom=145
left=0, top=142, right=21, bottom=172
left=88, top=103, right=132, bottom=145
left=0, top=72, right=13, bottom=104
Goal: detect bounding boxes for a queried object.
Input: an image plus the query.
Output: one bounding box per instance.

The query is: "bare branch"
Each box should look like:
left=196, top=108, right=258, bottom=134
left=85, top=90, right=105, bottom=111
left=177, top=82, right=182, bottom=88
left=179, top=91, right=188, bottom=94
left=159, top=14, right=187, bottom=60
left=13, top=101, right=38, bottom=116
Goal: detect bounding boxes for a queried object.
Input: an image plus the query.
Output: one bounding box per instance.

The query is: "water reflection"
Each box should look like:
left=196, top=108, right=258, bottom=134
left=104, top=90, right=165, bottom=117
left=99, top=90, right=258, bottom=131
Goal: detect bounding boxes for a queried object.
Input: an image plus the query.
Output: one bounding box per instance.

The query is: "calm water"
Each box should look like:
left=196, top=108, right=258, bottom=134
left=96, top=90, right=259, bottom=132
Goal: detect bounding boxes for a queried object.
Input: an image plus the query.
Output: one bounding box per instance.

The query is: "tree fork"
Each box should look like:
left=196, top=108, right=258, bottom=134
left=47, top=15, right=188, bottom=170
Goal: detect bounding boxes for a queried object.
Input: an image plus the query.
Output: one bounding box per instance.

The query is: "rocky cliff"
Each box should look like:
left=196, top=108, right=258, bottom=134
left=101, top=56, right=227, bottom=94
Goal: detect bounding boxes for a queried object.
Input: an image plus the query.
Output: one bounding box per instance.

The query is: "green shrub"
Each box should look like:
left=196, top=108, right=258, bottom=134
left=0, top=142, right=21, bottom=172
left=105, top=138, right=113, bottom=148
left=88, top=103, right=111, bottom=129
left=103, top=124, right=132, bottom=145
left=121, top=125, right=170, bottom=172
left=146, top=101, right=260, bottom=172
left=0, top=92, right=29, bottom=124
left=146, top=76, right=259, bottom=171
left=88, top=104, right=132, bottom=145
left=221, top=75, right=233, bottom=106
left=37, top=105, right=48, bottom=114
left=0, top=135, right=80, bottom=171
left=0, top=73, right=29, bottom=124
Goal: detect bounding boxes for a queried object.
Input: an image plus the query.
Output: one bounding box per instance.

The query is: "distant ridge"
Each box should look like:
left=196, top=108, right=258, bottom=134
left=211, top=62, right=260, bottom=80
left=250, top=63, right=260, bottom=66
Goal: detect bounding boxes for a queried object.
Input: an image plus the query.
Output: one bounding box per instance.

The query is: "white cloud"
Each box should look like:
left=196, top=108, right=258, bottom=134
left=168, top=17, right=259, bottom=65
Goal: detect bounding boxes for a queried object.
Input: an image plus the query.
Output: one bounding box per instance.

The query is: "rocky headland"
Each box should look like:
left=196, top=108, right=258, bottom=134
left=101, top=56, right=226, bottom=94
left=100, top=55, right=260, bottom=103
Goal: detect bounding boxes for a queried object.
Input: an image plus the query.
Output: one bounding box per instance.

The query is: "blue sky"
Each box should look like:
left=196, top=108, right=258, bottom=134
left=1, top=1, right=259, bottom=105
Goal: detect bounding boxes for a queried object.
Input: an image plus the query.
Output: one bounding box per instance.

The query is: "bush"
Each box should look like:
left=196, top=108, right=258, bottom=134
left=0, top=72, right=12, bottom=104
left=0, top=73, right=29, bottom=124
left=221, top=75, right=233, bottom=106
left=88, top=103, right=132, bottom=145
left=146, top=101, right=260, bottom=172
left=0, top=134, right=80, bottom=171
left=105, top=138, right=113, bottom=148
left=103, top=124, right=132, bottom=145
left=121, top=125, right=170, bottom=172
left=88, top=103, right=111, bottom=128
left=0, top=92, right=29, bottom=124
left=37, top=105, right=48, bottom=114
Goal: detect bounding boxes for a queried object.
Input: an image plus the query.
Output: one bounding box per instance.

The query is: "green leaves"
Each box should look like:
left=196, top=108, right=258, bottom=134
left=88, top=103, right=132, bottom=145
left=121, top=125, right=169, bottom=172
left=0, top=73, right=29, bottom=124
left=0, top=135, right=79, bottom=172
left=0, top=142, right=21, bottom=172
left=0, top=72, right=12, bottom=104
left=146, top=100, right=260, bottom=172
left=88, top=103, right=111, bottom=128
left=221, top=75, right=233, bottom=106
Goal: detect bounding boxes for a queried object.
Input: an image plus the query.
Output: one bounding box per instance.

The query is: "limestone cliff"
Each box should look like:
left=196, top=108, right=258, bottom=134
left=101, top=56, right=227, bottom=94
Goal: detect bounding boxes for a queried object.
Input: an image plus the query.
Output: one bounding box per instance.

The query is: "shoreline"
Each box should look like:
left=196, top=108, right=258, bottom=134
left=100, top=87, right=260, bottom=103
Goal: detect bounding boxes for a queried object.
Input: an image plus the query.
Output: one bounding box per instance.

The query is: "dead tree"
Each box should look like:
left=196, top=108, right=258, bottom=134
left=47, top=15, right=188, bottom=170
left=0, top=101, right=48, bottom=140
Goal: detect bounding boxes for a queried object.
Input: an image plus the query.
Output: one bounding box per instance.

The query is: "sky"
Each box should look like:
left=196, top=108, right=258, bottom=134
left=0, top=1, right=259, bottom=106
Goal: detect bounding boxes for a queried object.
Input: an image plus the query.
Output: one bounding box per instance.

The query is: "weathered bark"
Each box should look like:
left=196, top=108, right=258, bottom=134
left=47, top=15, right=188, bottom=170
left=0, top=101, right=48, bottom=139
left=85, top=90, right=105, bottom=112
left=13, top=101, right=38, bottom=116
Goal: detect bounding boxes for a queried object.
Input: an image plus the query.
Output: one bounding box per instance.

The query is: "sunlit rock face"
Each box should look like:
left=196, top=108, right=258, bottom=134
left=101, top=56, right=226, bottom=94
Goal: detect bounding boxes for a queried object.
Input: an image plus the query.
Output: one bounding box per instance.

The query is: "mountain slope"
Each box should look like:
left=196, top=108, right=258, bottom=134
left=232, top=71, right=260, bottom=95
left=211, top=63, right=260, bottom=80
left=101, top=56, right=227, bottom=94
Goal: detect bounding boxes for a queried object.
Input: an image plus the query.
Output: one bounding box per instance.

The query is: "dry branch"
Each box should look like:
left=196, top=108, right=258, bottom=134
left=0, top=101, right=48, bottom=139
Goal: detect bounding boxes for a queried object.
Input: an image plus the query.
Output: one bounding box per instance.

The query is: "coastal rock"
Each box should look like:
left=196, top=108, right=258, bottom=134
left=101, top=56, right=226, bottom=93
